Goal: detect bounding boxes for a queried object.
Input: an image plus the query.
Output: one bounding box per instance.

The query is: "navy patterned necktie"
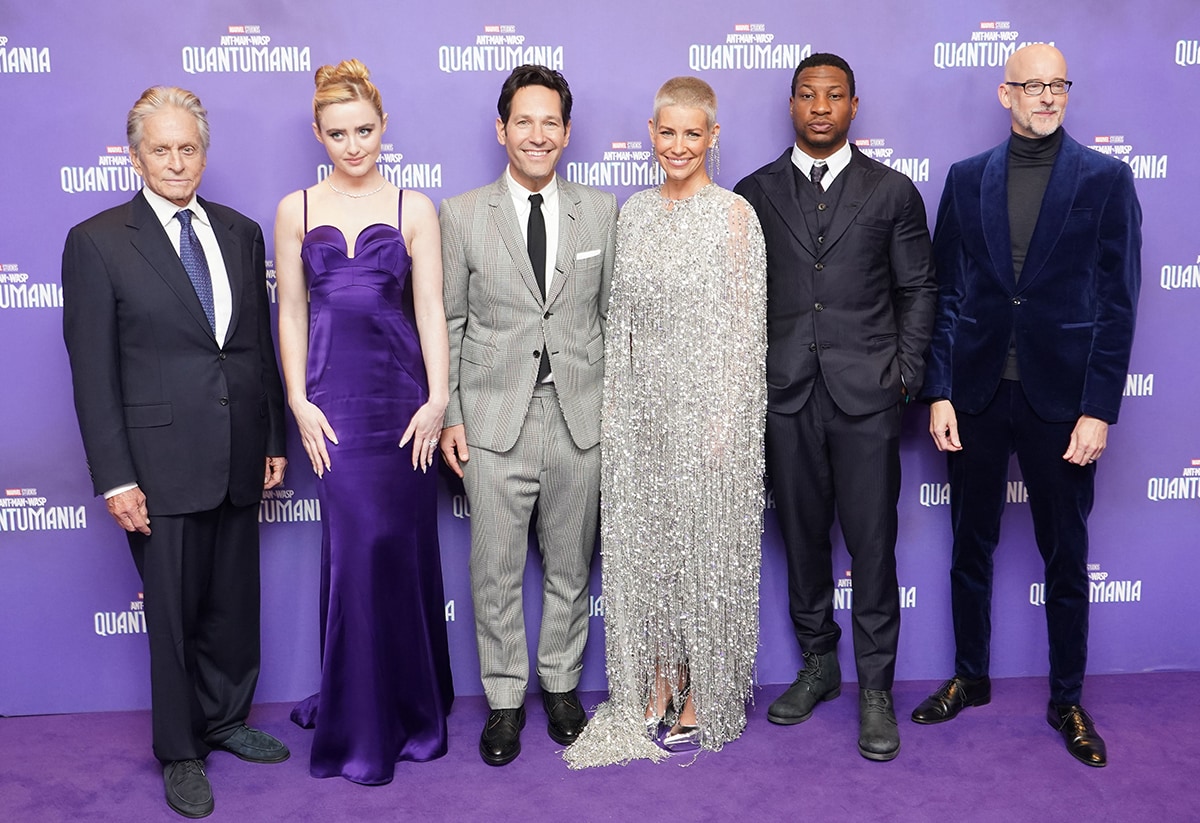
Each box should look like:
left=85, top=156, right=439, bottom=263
left=175, top=209, right=215, bottom=333
left=810, top=161, right=828, bottom=193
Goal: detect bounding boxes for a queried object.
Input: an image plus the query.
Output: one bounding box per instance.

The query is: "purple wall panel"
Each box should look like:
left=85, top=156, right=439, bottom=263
left=1, top=0, right=1196, bottom=714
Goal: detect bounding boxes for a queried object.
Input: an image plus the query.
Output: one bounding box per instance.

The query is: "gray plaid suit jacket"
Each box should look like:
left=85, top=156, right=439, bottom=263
left=441, top=173, right=617, bottom=451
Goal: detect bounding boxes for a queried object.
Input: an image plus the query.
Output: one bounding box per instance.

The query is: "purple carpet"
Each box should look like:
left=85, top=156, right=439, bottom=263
left=1, top=672, right=1195, bottom=822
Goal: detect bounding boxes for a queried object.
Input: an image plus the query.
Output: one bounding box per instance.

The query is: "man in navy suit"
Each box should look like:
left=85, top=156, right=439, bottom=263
left=63, top=86, right=289, bottom=817
left=911, top=45, right=1141, bottom=768
left=735, top=53, right=936, bottom=762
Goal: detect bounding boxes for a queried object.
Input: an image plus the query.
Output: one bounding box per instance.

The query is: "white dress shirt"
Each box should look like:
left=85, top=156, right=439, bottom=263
left=791, top=140, right=853, bottom=187
left=140, top=186, right=233, bottom=345
left=505, top=167, right=559, bottom=295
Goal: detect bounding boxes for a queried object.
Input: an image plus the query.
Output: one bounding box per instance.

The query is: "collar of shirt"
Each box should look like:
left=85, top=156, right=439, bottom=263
left=505, top=167, right=560, bottom=296
left=141, top=186, right=211, bottom=235
left=505, top=167, right=560, bottom=228
left=791, top=141, right=853, bottom=186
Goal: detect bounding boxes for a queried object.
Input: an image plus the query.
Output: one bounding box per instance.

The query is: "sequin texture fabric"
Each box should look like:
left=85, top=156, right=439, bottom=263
left=565, top=184, right=767, bottom=767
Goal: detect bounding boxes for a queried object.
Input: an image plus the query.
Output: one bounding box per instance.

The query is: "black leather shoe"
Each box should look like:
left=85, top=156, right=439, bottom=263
left=911, top=675, right=991, bottom=724
left=542, top=690, right=587, bottom=745
left=767, top=650, right=841, bottom=725
left=212, top=725, right=290, bottom=763
left=1047, top=702, right=1107, bottom=767
left=163, top=759, right=213, bottom=819
left=480, top=706, right=526, bottom=766
left=859, top=689, right=900, bottom=761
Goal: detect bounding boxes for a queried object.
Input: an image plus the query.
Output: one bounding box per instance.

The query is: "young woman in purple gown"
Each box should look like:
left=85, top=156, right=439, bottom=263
left=274, top=58, right=454, bottom=785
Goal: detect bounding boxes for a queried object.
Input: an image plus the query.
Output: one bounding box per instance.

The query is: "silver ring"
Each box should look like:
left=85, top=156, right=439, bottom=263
left=427, top=438, right=439, bottom=446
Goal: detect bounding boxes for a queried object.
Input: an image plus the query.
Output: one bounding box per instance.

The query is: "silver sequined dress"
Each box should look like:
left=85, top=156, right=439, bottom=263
left=565, top=183, right=767, bottom=767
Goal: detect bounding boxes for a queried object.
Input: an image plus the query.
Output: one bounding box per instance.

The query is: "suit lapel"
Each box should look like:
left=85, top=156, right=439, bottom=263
left=488, top=175, right=544, bottom=305
left=202, top=196, right=244, bottom=341
left=1019, top=132, right=1082, bottom=290
left=980, top=143, right=1014, bottom=287
left=546, top=179, right=580, bottom=307
left=819, top=148, right=883, bottom=255
left=127, top=192, right=216, bottom=339
left=759, top=150, right=817, bottom=258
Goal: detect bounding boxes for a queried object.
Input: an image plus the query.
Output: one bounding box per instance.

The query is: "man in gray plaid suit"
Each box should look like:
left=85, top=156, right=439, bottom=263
left=439, top=65, right=617, bottom=766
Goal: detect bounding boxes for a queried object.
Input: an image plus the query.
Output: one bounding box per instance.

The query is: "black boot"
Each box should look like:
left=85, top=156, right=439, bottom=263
left=767, top=650, right=841, bottom=725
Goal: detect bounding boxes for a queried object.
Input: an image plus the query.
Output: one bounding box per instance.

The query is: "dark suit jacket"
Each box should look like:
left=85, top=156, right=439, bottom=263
left=62, top=191, right=285, bottom=515
left=735, top=146, right=936, bottom=416
left=921, top=130, right=1142, bottom=423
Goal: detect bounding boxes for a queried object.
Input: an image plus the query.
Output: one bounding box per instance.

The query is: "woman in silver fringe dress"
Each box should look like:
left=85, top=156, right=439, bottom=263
left=565, top=76, right=767, bottom=767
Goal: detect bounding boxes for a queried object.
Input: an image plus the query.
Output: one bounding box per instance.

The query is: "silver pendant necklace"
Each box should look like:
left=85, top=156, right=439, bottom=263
left=327, top=179, right=385, bottom=199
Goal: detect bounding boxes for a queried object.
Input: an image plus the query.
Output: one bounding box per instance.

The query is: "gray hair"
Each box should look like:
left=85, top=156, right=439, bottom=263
left=126, top=86, right=210, bottom=154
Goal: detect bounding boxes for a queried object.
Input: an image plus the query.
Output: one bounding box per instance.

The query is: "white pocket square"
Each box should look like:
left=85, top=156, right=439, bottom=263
left=575, top=249, right=602, bottom=260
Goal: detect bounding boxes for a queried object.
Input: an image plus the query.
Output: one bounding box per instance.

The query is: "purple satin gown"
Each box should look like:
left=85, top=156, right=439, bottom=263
left=290, top=190, right=453, bottom=784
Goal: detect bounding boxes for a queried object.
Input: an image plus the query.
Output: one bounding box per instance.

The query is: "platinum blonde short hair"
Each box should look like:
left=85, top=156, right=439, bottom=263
left=652, top=76, right=717, bottom=129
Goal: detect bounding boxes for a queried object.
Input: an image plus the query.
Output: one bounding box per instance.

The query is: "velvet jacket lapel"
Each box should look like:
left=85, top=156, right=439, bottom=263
left=1019, top=133, right=1083, bottom=290
left=979, top=143, right=1015, bottom=289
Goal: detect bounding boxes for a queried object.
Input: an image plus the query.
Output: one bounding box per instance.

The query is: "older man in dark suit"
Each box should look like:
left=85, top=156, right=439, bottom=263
left=735, top=52, right=936, bottom=762
left=912, top=44, right=1141, bottom=768
left=62, top=86, right=288, bottom=818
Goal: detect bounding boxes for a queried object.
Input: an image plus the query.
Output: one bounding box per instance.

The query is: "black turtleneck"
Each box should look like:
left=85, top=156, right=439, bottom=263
left=1008, top=127, right=1063, bottom=282
left=1003, top=127, right=1063, bottom=380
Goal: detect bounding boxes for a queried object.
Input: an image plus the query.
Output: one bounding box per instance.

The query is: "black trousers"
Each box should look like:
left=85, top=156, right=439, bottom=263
left=127, top=496, right=262, bottom=762
left=767, top=377, right=903, bottom=690
left=948, top=379, right=1094, bottom=705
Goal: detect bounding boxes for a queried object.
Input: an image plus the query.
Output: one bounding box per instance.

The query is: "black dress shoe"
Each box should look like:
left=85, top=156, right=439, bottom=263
left=480, top=706, right=526, bottom=766
left=212, top=725, right=290, bottom=763
left=542, top=690, right=587, bottom=745
left=858, top=689, right=900, bottom=762
left=911, top=675, right=991, bottom=724
left=767, top=650, right=841, bottom=725
left=163, top=759, right=213, bottom=819
left=1047, top=702, right=1107, bottom=767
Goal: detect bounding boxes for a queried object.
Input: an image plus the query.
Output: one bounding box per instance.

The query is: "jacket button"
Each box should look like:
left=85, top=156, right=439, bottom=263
left=815, top=263, right=824, bottom=271
left=1012, top=297, right=1022, bottom=305
left=809, top=343, right=818, bottom=352
left=543, top=311, right=551, bottom=319
left=817, top=203, right=828, bottom=211
left=533, top=351, right=541, bottom=359
left=218, top=352, right=227, bottom=360
left=219, top=397, right=229, bottom=406
left=815, top=303, right=824, bottom=312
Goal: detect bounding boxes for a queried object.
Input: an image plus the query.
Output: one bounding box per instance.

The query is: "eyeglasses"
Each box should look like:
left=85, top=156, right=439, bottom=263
left=1005, top=80, right=1072, bottom=96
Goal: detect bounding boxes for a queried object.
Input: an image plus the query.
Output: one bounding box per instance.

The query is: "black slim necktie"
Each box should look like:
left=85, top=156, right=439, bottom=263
left=810, top=161, right=828, bottom=193
left=175, top=209, right=216, bottom=333
left=527, top=193, right=550, bottom=381
left=528, top=193, right=547, bottom=299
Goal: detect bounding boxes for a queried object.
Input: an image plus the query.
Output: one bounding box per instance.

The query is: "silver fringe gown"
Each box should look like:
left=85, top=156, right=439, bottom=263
left=565, top=183, right=767, bottom=767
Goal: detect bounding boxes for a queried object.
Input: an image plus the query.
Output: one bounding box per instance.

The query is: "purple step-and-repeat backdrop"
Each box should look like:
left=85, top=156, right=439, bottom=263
left=2, top=0, right=1197, bottom=716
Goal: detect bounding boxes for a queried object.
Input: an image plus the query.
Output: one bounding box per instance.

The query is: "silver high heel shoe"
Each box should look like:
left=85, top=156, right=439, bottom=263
left=645, top=696, right=669, bottom=740
left=644, top=714, right=663, bottom=739
left=662, top=723, right=701, bottom=751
